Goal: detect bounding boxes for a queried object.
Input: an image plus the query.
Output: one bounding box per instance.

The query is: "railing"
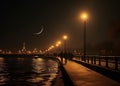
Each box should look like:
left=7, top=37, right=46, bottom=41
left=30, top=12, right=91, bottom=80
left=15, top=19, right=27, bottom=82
left=74, top=55, right=120, bottom=71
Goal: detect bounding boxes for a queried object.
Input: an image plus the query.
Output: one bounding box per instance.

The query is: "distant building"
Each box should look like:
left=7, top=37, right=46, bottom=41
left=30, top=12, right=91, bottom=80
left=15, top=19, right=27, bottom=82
left=21, top=42, right=27, bottom=54
left=0, top=49, right=2, bottom=54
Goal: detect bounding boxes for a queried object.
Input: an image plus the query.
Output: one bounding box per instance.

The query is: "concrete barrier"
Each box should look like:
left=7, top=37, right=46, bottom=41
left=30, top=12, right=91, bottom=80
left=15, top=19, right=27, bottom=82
left=52, top=57, right=74, bottom=86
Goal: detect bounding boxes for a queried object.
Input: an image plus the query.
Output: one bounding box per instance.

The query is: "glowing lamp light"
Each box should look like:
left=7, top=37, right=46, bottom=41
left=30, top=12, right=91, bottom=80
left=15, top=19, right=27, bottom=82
left=51, top=45, right=54, bottom=48
left=57, top=41, right=61, bottom=45
left=63, top=35, right=68, bottom=40
left=81, top=13, right=88, bottom=21
left=56, top=44, right=59, bottom=47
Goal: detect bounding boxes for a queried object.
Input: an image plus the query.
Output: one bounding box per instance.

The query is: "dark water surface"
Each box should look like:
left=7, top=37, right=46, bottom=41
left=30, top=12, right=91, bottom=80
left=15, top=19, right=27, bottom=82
left=0, top=57, right=59, bottom=86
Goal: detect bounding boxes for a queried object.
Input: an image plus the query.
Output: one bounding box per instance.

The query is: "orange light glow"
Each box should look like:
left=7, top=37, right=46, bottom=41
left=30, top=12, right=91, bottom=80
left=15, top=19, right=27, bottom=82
left=57, top=41, right=61, bottom=45
left=63, top=35, right=68, bottom=40
left=81, top=12, right=88, bottom=21
left=56, top=44, right=59, bottom=47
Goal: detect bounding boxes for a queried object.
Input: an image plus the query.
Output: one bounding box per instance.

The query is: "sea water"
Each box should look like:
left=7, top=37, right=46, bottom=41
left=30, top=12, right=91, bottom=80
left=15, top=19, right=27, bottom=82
left=0, top=57, right=59, bottom=86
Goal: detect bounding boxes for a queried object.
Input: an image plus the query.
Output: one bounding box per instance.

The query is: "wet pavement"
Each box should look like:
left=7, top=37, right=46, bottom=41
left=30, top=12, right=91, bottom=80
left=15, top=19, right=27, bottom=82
left=63, top=60, right=120, bottom=86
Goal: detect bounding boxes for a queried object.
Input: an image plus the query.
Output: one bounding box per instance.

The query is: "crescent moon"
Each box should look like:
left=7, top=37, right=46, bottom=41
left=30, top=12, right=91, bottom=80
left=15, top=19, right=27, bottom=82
left=34, top=26, right=44, bottom=35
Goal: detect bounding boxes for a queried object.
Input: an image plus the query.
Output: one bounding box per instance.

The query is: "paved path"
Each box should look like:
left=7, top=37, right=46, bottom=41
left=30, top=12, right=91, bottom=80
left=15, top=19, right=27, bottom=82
left=63, top=60, right=120, bottom=86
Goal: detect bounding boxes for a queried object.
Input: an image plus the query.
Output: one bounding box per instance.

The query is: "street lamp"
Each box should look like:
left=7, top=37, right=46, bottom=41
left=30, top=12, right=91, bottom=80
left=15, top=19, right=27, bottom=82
left=63, top=35, right=68, bottom=40
left=81, top=12, right=88, bottom=61
left=63, top=35, right=68, bottom=64
left=56, top=41, right=61, bottom=47
left=57, top=41, right=61, bottom=45
left=55, top=41, right=62, bottom=55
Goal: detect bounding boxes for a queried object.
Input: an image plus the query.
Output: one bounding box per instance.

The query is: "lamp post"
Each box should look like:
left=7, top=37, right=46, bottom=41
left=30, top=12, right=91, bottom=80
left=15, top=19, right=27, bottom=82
left=63, top=35, right=68, bottom=54
left=63, top=35, right=68, bottom=64
left=81, top=13, right=88, bottom=61
left=57, top=41, right=61, bottom=45
left=56, top=41, right=62, bottom=54
left=57, top=41, right=61, bottom=49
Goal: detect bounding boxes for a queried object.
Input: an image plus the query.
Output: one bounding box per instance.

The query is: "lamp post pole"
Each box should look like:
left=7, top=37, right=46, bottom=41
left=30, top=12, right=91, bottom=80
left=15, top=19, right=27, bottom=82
left=81, top=12, right=88, bottom=61
left=64, top=40, right=66, bottom=54
left=83, top=21, right=86, bottom=61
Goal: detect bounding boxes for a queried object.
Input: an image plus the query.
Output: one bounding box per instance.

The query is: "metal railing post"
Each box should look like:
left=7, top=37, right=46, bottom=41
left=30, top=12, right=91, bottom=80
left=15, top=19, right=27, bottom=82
left=105, top=56, right=108, bottom=68
left=98, top=56, right=101, bottom=66
left=91, top=57, right=93, bottom=64
left=94, top=56, right=96, bottom=64
left=87, top=56, right=89, bottom=63
left=115, top=57, right=118, bottom=70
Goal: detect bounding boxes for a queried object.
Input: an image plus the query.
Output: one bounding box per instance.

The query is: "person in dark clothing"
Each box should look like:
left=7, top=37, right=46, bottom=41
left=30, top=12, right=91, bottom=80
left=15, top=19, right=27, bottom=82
left=59, top=52, right=64, bottom=63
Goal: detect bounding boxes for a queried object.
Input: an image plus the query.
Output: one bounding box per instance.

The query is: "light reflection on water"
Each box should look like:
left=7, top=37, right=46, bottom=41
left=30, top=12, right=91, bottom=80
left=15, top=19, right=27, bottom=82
left=0, top=57, right=59, bottom=86
left=0, top=58, right=8, bottom=85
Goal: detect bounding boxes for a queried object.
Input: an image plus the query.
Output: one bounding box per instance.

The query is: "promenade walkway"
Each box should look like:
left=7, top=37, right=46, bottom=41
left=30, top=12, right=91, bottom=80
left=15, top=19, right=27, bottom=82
left=63, top=60, right=120, bottom=86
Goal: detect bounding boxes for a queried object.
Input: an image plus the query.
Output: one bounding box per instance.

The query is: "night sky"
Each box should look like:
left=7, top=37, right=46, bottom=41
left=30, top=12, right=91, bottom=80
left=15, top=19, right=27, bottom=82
left=0, top=0, right=120, bottom=52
